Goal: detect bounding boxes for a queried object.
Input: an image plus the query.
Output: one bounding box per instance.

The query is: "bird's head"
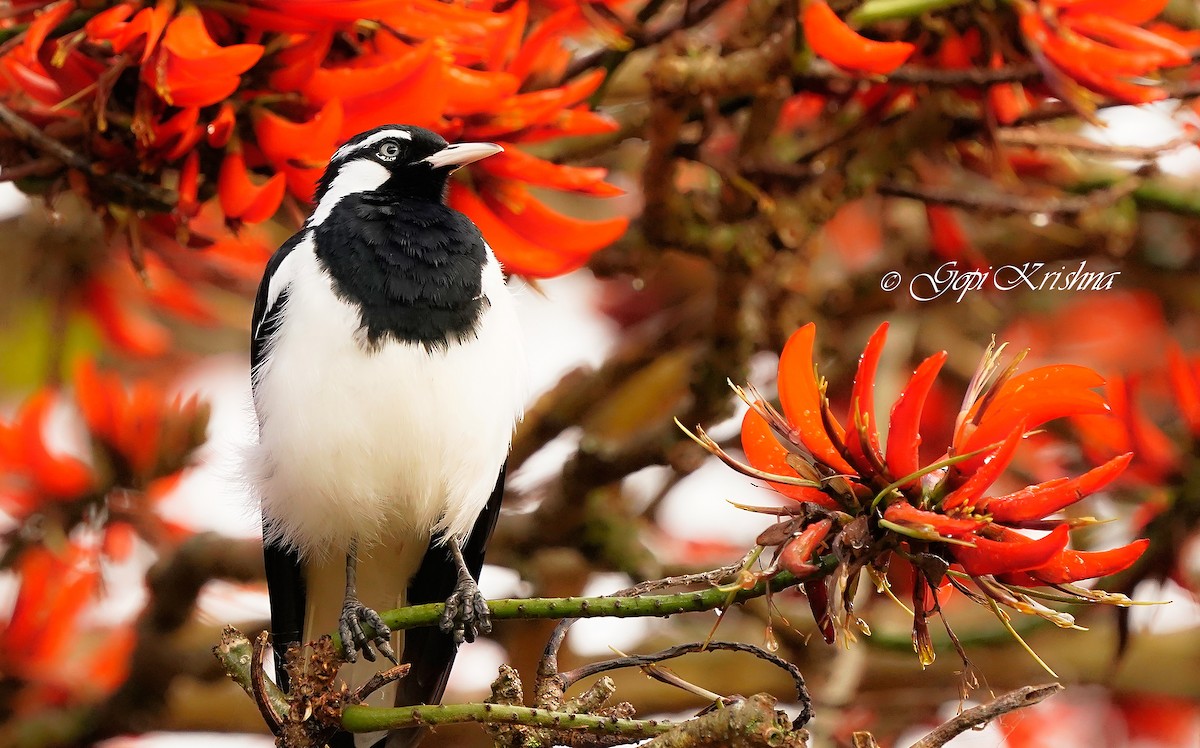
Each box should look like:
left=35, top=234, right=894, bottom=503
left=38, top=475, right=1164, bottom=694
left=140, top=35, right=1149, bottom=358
left=312, top=125, right=502, bottom=209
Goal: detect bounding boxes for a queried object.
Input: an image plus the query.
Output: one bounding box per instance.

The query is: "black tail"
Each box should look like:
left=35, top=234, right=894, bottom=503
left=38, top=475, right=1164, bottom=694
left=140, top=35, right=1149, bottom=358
left=384, top=465, right=507, bottom=748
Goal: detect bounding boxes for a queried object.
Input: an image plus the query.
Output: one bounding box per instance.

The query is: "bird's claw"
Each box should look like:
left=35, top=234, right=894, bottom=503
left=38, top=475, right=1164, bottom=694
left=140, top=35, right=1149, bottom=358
left=339, top=598, right=397, bottom=664
left=439, top=575, right=491, bottom=644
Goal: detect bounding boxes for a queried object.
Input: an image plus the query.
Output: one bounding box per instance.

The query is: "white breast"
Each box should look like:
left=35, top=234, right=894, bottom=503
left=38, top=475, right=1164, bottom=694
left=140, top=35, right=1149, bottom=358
left=249, top=233, right=525, bottom=559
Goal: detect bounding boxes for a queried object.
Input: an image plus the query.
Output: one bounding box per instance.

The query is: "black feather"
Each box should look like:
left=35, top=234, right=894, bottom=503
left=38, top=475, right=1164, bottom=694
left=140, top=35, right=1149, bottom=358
left=385, top=465, right=507, bottom=748
left=251, top=231, right=308, bottom=692
left=312, top=195, right=488, bottom=350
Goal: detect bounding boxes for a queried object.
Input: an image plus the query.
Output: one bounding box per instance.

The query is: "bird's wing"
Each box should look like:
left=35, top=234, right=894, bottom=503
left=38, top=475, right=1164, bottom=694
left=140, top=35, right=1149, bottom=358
left=252, top=231, right=308, bottom=690
left=394, top=463, right=507, bottom=713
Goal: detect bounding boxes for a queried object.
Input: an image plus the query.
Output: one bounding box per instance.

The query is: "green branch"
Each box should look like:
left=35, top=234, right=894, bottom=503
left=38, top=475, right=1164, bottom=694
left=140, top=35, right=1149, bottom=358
left=341, top=565, right=829, bottom=652
left=341, top=702, right=673, bottom=736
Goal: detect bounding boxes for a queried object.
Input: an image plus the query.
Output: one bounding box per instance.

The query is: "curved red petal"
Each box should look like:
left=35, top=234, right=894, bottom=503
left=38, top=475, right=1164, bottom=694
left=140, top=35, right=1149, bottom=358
left=254, top=98, right=343, bottom=167
left=882, top=501, right=987, bottom=537
left=942, top=422, right=1026, bottom=512
left=950, top=524, right=1070, bottom=577
left=448, top=183, right=588, bottom=278
left=80, top=278, right=171, bottom=357
left=741, top=408, right=838, bottom=507
left=23, top=1, right=76, bottom=61
left=339, top=51, right=448, bottom=134
left=1025, top=538, right=1149, bottom=584
left=301, top=41, right=434, bottom=103
left=778, top=519, right=834, bottom=575
left=886, top=351, right=947, bottom=485
left=476, top=149, right=622, bottom=196
left=987, top=452, right=1132, bottom=523
left=1167, top=344, right=1200, bottom=436
left=777, top=324, right=853, bottom=474
left=479, top=182, right=627, bottom=256
left=445, top=66, right=520, bottom=116
left=846, top=322, right=888, bottom=473
left=960, top=364, right=1109, bottom=459
left=803, top=0, right=915, bottom=75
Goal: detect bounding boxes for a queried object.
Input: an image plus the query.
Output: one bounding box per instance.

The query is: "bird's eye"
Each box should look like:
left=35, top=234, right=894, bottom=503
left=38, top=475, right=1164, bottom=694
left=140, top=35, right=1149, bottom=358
left=377, top=142, right=400, bottom=161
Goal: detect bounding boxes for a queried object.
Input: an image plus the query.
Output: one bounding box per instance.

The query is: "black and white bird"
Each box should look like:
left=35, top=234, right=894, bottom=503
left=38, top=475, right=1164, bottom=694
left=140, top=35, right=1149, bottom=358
left=247, top=125, right=525, bottom=748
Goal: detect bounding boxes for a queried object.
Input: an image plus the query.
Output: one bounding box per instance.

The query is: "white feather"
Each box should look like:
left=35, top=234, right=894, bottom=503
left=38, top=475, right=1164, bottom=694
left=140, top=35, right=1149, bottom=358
left=249, top=236, right=525, bottom=558
left=331, top=128, right=413, bottom=162
left=307, top=159, right=390, bottom=227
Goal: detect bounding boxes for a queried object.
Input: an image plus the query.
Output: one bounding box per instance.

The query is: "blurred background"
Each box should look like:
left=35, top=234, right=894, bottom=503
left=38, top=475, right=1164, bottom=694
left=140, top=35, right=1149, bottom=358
left=1, top=0, right=1199, bottom=746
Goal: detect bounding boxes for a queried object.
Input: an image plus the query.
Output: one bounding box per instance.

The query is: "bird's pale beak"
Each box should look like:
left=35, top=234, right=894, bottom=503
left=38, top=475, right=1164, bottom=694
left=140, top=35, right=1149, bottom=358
left=422, top=142, right=504, bottom=171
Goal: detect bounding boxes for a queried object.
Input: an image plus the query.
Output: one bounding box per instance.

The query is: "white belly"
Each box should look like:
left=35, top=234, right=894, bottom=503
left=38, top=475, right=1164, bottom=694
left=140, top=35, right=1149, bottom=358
left=249, top=237, right=525, bottom=559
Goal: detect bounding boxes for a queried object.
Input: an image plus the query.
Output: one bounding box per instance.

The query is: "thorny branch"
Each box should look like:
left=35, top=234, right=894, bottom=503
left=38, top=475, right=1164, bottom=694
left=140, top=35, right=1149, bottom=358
left=908, top=684, right=1064, bottom=748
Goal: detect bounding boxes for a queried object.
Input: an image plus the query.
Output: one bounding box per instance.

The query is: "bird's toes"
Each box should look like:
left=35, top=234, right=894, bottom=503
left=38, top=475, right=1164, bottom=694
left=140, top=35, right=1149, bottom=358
left=440, top=578, right=489, bottom=644
left=338, top=613, right=359, bottom=664
left=473, top=594, right=492, bottom=636
left=340, top=600, right=391, bottom=663
left=360, top=607, right=397, bottom=664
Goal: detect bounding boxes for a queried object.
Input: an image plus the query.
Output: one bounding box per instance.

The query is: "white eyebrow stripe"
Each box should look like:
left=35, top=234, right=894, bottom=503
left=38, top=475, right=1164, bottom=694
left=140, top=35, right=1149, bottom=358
left=332, top=129, right=412, bottom=162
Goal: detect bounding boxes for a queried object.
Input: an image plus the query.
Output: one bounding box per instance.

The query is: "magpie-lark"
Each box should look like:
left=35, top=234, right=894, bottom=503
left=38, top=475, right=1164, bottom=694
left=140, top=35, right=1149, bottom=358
left=247, top=125, right=525, bottom=748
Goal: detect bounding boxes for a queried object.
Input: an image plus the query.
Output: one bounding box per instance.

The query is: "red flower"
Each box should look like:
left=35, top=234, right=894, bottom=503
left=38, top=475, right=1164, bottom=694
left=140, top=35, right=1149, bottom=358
left=0, top=542, right=134, bottom=711
left=802, top=1, right=915, bottom=75
left=1019, top=0, right=1186, bottom=106
left=690, top=322, right=1148, bottom=668
left=1, top=0, right=628, bottom=281
left=0, top=390, right=94, bottom=519
left=73, top=360, right=208, bottom=485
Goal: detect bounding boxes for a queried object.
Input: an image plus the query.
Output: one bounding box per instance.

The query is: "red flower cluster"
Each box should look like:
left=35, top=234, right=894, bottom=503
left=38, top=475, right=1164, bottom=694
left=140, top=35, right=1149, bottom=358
left=0, top=541, right=135, bottom=711
left=0, top=361, right=206, bottom=555
left=1071, top=342, right=1200, bottom=594
left=2, top=0, right=628, bottom=277
left=691, top=322, right=1147, bottom=666
left=798, top=0, right=1192, bottom=120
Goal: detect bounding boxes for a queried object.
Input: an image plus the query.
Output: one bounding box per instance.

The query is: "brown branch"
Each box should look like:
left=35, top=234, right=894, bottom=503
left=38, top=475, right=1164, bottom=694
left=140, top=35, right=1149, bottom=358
left=995, top=127, right=1200, bottom=159
left=908, top=684, right=1064, bottom=748
left=0, top=101, right=175, bottom=211
left=84, top=534, right=265, bottom=740
left=251, top=631, right=285, bottom=735
left=0, top=155, right=60, bottom=181
left=641, top=693, right=808, bottom=748
left=649, top=30, right=793, bottom=98
left=558, top=641, right=813, bottom=729
left=796, top=59, right=1042, bottom=87
left=877, top=178, right=1141, bottom=216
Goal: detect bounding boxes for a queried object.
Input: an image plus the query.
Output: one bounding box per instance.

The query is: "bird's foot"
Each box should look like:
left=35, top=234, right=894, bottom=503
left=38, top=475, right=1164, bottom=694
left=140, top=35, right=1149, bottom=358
left=338, top=598, right=397, bottom=664
left=440, top=574, right=491, bottom=644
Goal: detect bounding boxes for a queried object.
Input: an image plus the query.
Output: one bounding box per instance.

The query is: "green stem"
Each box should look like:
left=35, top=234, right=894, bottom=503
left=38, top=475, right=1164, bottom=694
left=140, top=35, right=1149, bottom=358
left=337, top=565, right=833, bottom=652
left=341, top=702, right=675, bottom=736
left=848, top=0, right=972, bottom=26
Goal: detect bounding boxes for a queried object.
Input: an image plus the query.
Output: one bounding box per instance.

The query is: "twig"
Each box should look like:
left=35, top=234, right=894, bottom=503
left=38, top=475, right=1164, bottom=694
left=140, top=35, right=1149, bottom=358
left=908, top=683, right=1064, bottom=748
left=341, top=701, right=675, bottom=738
left=0, top=155, right=60, bottom=181
left=251, top=631, right=284, bottom=735
left=559, top=641, right=813, bottom=728
left=0, top=101, right=175, bottom=211
left=796, top=58, right=1042, bottom=87
left=878, top=178, right=1141, bottom=216
left=354, top=663, right=413, bottom=702
left=537, top=562, right=753, bottom=700
left=995, top=128, right=1200, bottom=159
